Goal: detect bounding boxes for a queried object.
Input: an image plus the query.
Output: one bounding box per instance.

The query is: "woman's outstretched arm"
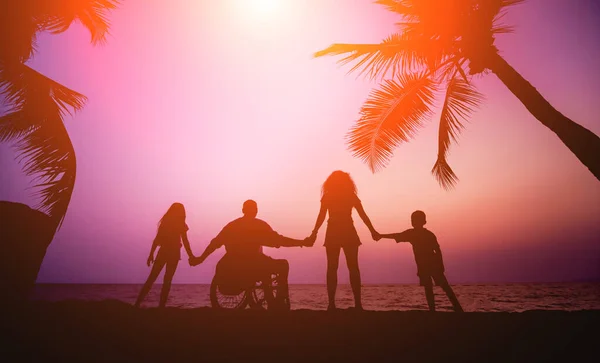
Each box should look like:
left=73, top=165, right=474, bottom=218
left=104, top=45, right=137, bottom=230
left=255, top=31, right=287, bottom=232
left=181, top=232, right=195, bottom=259
left=147, top=237, right=159, bottom=266
left=311, top=202, right=327, bottom=237
left=355, top=201, right=380, bottom=240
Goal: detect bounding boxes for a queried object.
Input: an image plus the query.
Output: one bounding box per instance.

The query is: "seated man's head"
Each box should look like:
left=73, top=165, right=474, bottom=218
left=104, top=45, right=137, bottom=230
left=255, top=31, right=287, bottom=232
left=242, top=199, right=258, bottom=218
left=411, top=210, right=426, bottom=228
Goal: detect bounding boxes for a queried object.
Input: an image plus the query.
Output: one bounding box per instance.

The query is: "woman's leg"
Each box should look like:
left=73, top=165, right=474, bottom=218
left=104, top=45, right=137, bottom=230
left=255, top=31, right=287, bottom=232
left=326, top=246, right=341, bottom=310
left=343, top=245, right=362, bottom=309
left=159, top=259, right=179, bottom=308
left=135, top=258, right=166, bottom=307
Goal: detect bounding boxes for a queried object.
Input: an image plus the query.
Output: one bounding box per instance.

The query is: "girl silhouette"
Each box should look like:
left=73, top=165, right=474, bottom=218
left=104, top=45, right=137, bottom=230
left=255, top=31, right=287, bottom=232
left=309, top=171, right=379, bottom=310
left=135, top=202, right=195, bottom=308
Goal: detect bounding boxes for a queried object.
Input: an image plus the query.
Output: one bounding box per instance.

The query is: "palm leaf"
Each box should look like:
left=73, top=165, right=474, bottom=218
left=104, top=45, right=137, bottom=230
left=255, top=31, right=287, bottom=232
left=347, top=72, right=437, bottom=172
left=0, top=111, right=36, bottom=142
left=314, top=33, right=428, bottom=79
left=36, top=0, right=120, bottom=44
left=498, top=0, right=527, bottom=8
left=0, top=64, right=85, bottom=227
left=432, top=76, right=484, bottom=189
left=1, top=1, right=120, bottom=64
left=375, top=0, right=418, bottom=20
left=0, top=2, right=40, bottom=63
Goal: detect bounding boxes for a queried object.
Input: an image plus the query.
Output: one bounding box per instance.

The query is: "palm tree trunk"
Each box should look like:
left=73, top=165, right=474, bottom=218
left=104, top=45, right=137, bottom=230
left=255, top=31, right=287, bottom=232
left=488, top=52, right=600, bottom=181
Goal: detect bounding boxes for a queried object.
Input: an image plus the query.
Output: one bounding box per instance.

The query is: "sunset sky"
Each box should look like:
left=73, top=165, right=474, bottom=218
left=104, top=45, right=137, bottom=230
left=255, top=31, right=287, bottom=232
left=1, top=0, right=599, bottom=284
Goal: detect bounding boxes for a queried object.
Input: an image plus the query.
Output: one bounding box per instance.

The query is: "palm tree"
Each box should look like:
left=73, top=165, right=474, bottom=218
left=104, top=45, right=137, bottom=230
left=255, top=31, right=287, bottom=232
left=314, top=0, right=600, bottom=188
left=0, top=0, right=119, bottom=301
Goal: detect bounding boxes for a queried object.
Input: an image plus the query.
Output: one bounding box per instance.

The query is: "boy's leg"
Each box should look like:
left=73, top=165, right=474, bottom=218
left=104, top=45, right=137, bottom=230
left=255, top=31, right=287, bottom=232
left=421, top=276, right=435, bottom=312
left=436, top=274, right=463, bottom=312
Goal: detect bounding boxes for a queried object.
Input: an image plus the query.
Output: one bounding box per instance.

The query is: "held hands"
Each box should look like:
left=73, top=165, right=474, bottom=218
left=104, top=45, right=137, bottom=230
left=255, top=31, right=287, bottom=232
left=188, top=256, right=203, bottom=267
left=302, top=231, right=317, bottom=247
left=302, top=236, right=315, bottom=247
left=371, top=230, right=382, bottom=241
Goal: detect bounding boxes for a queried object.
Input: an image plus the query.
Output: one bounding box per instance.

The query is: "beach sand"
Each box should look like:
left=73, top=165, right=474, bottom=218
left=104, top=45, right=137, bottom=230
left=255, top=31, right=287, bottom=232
left=2, top=300, right=597, bottom=362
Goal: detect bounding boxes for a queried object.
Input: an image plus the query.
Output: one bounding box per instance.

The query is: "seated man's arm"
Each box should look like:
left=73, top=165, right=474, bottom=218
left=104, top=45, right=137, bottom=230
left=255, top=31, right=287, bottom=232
left=261, top=222, right=306, bottom=248
left=275, top=234, right=307, bottom=247
left=191, top=226, right=227, bottom=265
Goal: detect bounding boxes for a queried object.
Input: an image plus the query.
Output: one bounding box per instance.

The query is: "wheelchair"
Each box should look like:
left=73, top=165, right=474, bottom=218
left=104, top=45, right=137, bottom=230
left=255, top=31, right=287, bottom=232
left=209, top=256, right=290, bottom=310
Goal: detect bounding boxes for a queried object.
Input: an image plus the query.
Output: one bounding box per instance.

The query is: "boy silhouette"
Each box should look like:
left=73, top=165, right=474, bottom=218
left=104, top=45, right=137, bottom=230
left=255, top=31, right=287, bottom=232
left=378, top=210, right=463, bottom=312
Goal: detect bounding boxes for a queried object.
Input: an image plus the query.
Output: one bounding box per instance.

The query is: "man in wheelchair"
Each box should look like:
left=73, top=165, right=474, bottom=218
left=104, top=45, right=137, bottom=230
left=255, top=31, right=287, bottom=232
left=190, top=200, right=312, bottom=308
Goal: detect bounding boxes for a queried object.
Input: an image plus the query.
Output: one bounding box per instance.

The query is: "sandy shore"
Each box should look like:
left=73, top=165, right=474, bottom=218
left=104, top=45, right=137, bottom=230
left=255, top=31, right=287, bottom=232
left=2, top=300, right=597, bottom=362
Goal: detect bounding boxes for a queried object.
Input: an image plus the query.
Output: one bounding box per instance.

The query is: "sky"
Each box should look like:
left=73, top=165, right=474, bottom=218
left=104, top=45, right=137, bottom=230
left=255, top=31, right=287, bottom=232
left=1, top=0, right=599, bottom=284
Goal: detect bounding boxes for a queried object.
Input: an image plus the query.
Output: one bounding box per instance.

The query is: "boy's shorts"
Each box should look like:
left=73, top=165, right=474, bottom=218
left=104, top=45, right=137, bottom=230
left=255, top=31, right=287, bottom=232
left=419, top=272, right=448, bottom=287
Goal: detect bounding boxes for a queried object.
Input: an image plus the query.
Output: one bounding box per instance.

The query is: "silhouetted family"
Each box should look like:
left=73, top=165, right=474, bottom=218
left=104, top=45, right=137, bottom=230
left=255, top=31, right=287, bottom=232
left=135, top=170, right=463, bottom=313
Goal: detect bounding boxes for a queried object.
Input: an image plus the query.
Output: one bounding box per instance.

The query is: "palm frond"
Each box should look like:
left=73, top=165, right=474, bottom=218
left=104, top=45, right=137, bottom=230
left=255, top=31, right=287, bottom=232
left=347, top=72, right=437, bottom=172
left=375, top=0, right=418, bottom=20
left=491, top=1, right=523, bottom=35
left=314, top=33, right=428, bottom=79
left=37, top=0, right=120, bottom=44
left=1, top=64, right=85, bottom=227
left=436, top=57, right=468, bottom=84
left=500, top=0, right=526, bottom=7
left=432, top=76, right=484, bottom=189
left=0, top=5, right=40, bottom=63
left=0, top=111, right=36, bottom=142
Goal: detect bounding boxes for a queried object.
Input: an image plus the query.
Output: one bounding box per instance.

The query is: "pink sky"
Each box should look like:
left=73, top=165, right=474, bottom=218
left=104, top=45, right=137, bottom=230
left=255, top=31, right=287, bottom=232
left=1, top=0, right=599, bottom=284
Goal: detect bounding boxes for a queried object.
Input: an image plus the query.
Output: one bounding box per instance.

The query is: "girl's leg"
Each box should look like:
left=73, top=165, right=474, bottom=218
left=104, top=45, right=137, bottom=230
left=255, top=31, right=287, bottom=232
left=343, top=245, right=362, bottom=309
left=326, top=246, right=341, bottom=310
left=135, top=258, right=166, bottom=307
left=159, top=259, right=179, bottom=308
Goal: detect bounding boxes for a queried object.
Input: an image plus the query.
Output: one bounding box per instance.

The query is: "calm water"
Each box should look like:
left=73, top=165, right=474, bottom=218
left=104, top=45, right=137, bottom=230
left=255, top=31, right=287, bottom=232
left=32, top=283, right=600, bottom=312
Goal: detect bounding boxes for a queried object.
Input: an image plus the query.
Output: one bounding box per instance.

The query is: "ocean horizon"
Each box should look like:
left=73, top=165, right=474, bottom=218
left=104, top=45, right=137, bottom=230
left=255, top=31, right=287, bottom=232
left=32, top=282, right=600, bottom=312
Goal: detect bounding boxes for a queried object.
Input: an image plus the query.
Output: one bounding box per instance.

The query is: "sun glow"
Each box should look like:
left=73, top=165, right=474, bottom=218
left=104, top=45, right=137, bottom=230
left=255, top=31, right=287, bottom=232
left=235, top=0, right=281, bottom=17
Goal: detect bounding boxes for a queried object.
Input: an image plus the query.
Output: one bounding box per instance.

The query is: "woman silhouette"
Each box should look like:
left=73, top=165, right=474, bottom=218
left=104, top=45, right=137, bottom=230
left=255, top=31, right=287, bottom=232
left=309, top=171, right=379, bottom=310
left=135, top=203, right=195, bottom=308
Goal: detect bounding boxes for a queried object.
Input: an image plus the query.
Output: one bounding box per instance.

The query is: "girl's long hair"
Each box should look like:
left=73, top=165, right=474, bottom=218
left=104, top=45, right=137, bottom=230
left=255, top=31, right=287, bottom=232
left=158, top=202, right=186, bottom=232
left=321, top=170, right=357, bottom=198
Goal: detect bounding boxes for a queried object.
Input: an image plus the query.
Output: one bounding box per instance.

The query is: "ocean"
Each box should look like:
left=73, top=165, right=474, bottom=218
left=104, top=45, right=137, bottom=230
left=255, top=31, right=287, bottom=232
left=32, top=283, right=600, bottom=311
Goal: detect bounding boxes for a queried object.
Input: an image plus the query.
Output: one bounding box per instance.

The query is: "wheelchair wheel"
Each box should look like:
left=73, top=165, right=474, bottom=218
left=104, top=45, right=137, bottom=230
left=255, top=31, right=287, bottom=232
left=210, top=274, right=249, bottom=309
left=250, top=273, right=290, bottom=311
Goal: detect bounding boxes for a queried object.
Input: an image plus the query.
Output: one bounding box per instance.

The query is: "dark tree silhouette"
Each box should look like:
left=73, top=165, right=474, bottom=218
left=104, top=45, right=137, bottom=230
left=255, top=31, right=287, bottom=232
left=315, top=0, right=600, bottom=188
left=0, top=1, right=119, bottom=302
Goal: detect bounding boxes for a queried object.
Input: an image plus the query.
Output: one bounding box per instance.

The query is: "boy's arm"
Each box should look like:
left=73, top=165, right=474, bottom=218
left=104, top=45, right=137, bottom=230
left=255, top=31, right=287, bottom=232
left=379, top=230, right=412, bottom=242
